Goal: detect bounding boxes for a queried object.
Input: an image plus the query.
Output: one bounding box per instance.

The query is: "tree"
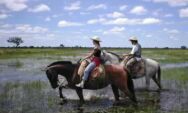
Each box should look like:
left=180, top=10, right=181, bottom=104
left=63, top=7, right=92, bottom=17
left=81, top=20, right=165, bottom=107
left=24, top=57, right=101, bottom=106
left=60, top=44, right=65, bottom=48
left=7, top=37, right=24, bottom=47
left=181, top=46, right=187, bottom=50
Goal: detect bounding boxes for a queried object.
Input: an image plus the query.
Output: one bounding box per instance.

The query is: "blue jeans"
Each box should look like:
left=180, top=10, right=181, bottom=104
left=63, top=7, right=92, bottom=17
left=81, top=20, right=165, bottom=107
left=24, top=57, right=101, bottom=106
left=82, top=62, right=96, bottom=81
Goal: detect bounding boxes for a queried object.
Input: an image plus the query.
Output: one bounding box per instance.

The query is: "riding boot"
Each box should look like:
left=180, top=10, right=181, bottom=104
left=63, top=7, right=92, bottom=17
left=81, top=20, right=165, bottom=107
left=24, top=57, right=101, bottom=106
left=76, top=80, right=85, bottom=88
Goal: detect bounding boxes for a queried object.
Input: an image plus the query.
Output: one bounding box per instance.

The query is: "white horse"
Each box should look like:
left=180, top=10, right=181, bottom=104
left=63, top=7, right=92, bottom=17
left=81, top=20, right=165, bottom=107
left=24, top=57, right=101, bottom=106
left=102, top=51, right=161, bottom=90
left=120, top=56, right=161, bottom=90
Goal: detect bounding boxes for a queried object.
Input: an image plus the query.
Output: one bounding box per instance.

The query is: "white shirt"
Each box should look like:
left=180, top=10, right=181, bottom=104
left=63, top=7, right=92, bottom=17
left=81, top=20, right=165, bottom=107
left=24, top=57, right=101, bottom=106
left=130, top=45, right=138, bottom=55
left=130, top=44, right=141, bottom=61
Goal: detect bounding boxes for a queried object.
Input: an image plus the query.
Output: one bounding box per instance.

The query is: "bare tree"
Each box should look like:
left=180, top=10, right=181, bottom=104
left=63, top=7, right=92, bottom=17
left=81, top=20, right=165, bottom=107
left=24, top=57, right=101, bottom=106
left=7, top=37, right=24, bottom=47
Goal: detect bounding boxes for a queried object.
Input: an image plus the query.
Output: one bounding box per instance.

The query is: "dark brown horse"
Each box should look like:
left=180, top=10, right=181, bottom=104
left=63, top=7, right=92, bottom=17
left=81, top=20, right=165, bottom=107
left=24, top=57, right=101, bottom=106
left=45, top=61, right=137, bottom=106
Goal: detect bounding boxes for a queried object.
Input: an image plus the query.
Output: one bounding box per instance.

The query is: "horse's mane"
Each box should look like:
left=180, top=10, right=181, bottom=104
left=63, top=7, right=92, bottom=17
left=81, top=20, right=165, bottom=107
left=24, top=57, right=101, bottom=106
left=106, top=51, right=122, bottom=61
left=47, top=61, right=72, bottom=67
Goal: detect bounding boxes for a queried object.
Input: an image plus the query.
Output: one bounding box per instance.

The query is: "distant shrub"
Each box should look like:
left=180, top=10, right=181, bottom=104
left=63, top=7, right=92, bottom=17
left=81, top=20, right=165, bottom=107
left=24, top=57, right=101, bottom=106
left=181, top=46, right=187, bottom=50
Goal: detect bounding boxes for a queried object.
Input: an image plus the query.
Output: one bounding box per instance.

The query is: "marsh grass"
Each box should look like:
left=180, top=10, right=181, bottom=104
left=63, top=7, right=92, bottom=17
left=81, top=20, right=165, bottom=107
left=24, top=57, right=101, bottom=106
left=96, top=106, right=157, bottom=113
left=162, top=67, right=188, bottom=83
left=0, top=81, right=57, bottom=113
left=0, top=48, right=90, bottom=59
left=0, top=48, right=188, bottom=63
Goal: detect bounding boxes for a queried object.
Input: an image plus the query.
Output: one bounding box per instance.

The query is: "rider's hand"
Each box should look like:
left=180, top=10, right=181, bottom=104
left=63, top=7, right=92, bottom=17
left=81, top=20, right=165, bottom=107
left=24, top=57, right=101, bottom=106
left=80, top=58, right=85, bottom=63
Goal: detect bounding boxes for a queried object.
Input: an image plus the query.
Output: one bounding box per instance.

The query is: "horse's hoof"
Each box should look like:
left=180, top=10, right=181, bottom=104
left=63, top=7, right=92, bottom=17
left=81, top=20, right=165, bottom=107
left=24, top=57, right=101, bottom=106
left=59, top=99, right=67, bottom=105
left=113, top=101, right=121, bottom=106
left=59, top=101, right=65, bottom=105
left=77, top=106, right=84, bottom=110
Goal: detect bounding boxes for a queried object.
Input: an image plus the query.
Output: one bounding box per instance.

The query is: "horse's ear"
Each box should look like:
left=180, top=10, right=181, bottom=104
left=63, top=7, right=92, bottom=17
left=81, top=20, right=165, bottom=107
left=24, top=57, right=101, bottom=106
left=77, top=59, right=81, bottom=64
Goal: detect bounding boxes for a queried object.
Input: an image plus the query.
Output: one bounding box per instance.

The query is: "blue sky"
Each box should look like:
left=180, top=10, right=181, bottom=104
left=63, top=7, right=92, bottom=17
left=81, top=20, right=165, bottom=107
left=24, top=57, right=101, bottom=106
left=0, top=0, right=188, bottom=47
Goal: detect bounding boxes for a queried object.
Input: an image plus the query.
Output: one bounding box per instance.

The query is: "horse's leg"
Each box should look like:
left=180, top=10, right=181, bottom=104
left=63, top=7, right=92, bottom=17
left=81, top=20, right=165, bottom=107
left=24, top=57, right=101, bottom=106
left=127, top=75, right=137, bottom=103
left=75, top=88, right=85, bottom=107
left=152, top=75, right=161, bottom=90
left=119, top=87, right=137, bottom=103
left=115, top=75, right=137, bottom=103
left=157, top=66, right=162, bottom=90
left=111, top=84, right=120, bottom=104
left=145, top=75, right=150, bottom=90
left=59, top=86, right=67, bottom=105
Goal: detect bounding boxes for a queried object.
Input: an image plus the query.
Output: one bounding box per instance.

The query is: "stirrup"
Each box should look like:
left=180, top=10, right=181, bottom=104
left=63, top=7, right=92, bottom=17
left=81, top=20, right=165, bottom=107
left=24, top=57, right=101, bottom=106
left=76, top=82, right=84, bottom=88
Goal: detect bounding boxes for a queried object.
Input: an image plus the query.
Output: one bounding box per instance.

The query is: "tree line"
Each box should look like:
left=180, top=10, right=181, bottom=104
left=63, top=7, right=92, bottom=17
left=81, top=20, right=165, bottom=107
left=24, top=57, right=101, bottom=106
left=6, top=37, right=187, bottom=49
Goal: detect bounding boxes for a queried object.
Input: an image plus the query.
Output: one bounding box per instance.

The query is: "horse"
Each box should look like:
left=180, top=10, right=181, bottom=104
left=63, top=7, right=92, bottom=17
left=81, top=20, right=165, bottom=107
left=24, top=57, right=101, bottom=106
left=121, top=56, right=162, bottom=90
left=45, top=60, right=137, bottom=106
left=101, top=51, right=161, bottom=90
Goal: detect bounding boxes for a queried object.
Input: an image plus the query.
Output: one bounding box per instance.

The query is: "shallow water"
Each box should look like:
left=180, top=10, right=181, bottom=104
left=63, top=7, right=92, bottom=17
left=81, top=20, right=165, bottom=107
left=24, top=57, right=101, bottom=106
left=0, top=57, right=188, bottom=113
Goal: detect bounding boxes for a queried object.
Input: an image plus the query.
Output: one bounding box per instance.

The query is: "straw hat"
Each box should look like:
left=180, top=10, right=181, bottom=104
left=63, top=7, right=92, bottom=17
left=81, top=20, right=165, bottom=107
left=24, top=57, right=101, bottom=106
left=91, top=36, right=101, bottom=42
left=129, top=36, right=138, bottom=41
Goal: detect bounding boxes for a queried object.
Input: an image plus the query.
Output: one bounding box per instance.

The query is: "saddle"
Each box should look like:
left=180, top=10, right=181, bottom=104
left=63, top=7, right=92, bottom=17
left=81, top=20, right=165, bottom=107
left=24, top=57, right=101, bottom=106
left=77, top=60, right=105, bottom=80
left=122, top=55, right=145, bottom=77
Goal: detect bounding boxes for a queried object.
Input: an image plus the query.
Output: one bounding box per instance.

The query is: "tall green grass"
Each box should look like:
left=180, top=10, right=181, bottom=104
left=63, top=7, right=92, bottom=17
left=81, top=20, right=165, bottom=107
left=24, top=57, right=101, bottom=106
left=162, top=67, right=188, bottom=83
left=0, top=48, right=188, bottom=63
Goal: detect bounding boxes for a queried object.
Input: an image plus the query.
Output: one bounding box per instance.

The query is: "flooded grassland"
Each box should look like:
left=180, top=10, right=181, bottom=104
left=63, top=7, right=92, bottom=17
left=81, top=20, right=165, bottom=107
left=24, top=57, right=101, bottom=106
left=0, top=48, right=188, bottom=113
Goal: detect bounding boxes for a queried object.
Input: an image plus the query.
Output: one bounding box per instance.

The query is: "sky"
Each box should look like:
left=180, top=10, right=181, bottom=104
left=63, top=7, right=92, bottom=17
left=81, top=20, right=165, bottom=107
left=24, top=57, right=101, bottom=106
left=0, top=0, right=188, bottom=48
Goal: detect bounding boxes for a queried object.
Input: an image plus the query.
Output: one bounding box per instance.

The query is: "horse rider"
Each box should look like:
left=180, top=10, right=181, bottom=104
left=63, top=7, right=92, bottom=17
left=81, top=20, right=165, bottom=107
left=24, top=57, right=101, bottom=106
left=125, top=36, right=142, bottom=72
left=76, top=36, right=102, bottom=88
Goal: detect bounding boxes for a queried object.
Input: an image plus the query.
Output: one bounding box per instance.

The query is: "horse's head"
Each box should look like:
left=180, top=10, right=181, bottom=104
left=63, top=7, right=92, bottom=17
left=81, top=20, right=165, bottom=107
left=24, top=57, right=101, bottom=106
left=101, top=50, right=121, bottom=64
left=46, top=68, right=58, bottom=89
left=45, top=61, right=73, bottom=89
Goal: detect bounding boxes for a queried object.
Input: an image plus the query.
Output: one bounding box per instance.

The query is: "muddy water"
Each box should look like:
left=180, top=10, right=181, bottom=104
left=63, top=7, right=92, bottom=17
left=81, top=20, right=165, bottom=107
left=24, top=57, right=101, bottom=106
left=0, top=58, right=188, bottom=113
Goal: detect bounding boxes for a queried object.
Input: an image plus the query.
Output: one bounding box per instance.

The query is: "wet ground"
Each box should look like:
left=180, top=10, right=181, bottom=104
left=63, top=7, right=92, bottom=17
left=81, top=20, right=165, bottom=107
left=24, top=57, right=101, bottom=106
left=0, top=57, right=188, bottom=113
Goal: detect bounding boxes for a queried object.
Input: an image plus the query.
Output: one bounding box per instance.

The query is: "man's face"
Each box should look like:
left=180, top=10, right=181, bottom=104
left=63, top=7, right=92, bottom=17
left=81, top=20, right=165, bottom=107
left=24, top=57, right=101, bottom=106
left=92, top=40, right=95, bottom=45
left=131, top=41, right=136, bottom=45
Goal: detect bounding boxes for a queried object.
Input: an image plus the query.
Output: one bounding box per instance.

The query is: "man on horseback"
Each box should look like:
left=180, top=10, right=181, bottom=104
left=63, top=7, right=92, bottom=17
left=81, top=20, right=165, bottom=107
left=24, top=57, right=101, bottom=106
left=76, top=36, right=102, bottom=88
left=125, top=36, right=142, bottom=73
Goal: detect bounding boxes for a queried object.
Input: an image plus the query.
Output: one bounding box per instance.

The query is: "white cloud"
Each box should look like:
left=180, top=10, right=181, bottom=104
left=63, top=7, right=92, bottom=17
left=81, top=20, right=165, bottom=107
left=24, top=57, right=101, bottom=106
left=0, top=13, right=8, bottom=19
left=103, top=27, right=125, bottom=35
left=142, top=18, right=161, bottom=24
left=28, top=4, right=50, bottom=13
left=119, top=5, right=127, bottom=11
left=163, top=28, right=179, bottom=34
left=16, top=24, right=48, bottom=33
left=143, top=0, right=152, bottom=2
left=0, top=24, right=13, bottom=28
left=47, top=33, right=55, bottom=37
left=80, top=12, right=90, bottom=15
left=105, top=18, right=130, bottom=25
left=164, top=14, right=173, bottom=17
left=0, top=0, right=28, bottom=11
left=88, top=4, right=107, bottom=10
left=153, top=0, right=188, bottom=7
left=179, top=8, right=188, bottom=18
left=152, top=9, right=162, bottom=16
left=107, top=12, right=124, bottom=18
left=130, top=6, right=147, bottom=15
left=52, top=14, right=59, bottom=18
left=64, top=1, right=80, bottom=11
left=104, top=17, right=161, bottom=25
left=87, top=18, right=106, bottom=24
left=58, top=20, right=83, bottom=28
left=45, top=17, right=51, bottom=21
left=146, top=34, right=152, bottom=38
left=169, top=35, right=179, bottom=41
left=163, top=28, right=180, bottom=41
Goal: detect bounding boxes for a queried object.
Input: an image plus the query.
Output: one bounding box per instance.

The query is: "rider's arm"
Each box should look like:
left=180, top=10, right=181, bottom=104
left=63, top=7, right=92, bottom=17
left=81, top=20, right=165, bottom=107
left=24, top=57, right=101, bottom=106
left=83, top=50, right=95, bottom=60
left=129, top=45, right=138, bottom=56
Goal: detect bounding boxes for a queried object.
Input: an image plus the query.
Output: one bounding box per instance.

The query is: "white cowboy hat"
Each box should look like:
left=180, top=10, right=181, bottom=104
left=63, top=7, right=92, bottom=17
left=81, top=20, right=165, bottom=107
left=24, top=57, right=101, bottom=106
left=91, top=36, right=101, bottom=42
left=129, top=36, right=138, bottom=41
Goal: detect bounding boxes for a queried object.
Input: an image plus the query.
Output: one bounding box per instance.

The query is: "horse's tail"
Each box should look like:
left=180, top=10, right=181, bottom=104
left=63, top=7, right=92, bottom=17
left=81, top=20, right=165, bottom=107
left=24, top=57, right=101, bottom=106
left=157, top=64, right=162, bottom=89
left=125, top=68, right=137, bottom=102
